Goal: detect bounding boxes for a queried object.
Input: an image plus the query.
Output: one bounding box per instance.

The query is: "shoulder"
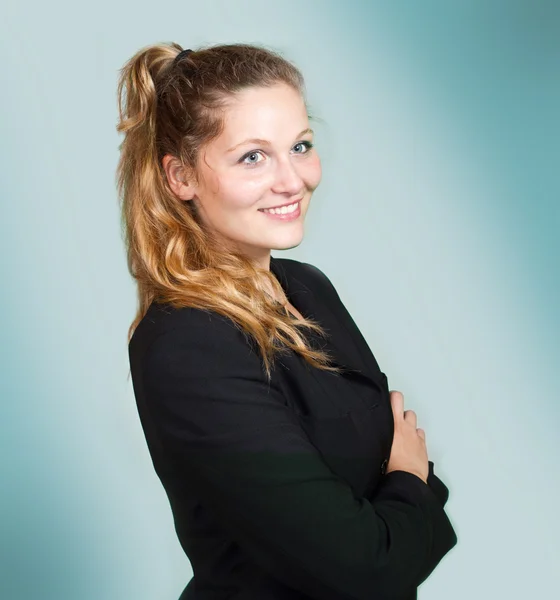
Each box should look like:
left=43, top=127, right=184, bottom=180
left=128, top=302, right=250, bottom=368
left=128, top=259, right=337, bottom=364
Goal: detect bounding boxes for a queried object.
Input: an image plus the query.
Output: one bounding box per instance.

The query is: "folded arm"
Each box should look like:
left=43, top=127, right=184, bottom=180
left=140, top=315, right=457, bottom=600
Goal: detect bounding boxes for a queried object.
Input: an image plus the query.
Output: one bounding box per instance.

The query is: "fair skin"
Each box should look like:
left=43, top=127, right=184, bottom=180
left=163, top=82, right=320, bottom=320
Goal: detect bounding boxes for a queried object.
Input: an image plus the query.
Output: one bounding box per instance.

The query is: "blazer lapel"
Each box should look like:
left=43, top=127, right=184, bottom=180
left=270, top=257, right=383, bottom=392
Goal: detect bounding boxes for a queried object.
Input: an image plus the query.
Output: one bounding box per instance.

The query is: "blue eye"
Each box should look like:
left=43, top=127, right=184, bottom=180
left=293, top=141, right=314, bottom=153
left=242, top=151, right=264, bottom=165
left=239, top=141, right=314, bottom=166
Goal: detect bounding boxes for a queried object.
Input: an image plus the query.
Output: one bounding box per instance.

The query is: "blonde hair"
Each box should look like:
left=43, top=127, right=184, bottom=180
left=115, top=41, right=343, bottom=381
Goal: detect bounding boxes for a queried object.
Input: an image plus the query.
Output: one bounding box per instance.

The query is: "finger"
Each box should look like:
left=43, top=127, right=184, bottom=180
left=389, top=391, right=404, bottom=420
left=404, top=409, right=417, bottom=428
left=416, top=428, right=425, bottom=440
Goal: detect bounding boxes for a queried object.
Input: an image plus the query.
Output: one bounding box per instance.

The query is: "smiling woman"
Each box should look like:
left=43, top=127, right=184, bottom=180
left=116, top=41, right=457, bottom=600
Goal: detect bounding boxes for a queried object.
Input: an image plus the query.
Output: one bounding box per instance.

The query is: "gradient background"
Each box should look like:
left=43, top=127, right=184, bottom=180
left=1, top=1, right=558, bottom=598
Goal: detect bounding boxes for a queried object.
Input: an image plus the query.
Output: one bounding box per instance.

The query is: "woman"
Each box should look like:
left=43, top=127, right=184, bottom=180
left=117, top=42, right=457, bottom=600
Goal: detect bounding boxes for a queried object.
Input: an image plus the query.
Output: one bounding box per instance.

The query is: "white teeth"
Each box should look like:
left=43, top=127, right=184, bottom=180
left=262, top=201, right=299, bottom=215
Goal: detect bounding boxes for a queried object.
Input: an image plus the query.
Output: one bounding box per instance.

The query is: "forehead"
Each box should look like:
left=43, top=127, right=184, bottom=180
left=220, top=83, right=308, bottom=136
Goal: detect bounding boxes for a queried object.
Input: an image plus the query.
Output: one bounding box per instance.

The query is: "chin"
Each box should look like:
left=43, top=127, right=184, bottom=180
left=269, top=234, right=304, bottom=251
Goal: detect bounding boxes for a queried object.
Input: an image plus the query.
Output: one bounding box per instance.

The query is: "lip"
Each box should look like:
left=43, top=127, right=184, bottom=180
left=259, top=197, right=303, bottom=211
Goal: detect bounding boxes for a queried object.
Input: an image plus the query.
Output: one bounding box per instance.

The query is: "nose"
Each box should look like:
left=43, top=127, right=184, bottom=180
left=270, top=156, right=305, bottom=196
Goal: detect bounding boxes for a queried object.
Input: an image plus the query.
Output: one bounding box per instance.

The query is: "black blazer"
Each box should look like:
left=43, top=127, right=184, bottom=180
left=128, top=256, right=458, bottom=600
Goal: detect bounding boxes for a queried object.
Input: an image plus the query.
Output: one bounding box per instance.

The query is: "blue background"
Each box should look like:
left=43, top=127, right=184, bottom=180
left=1, top=1, right=558, bottom=598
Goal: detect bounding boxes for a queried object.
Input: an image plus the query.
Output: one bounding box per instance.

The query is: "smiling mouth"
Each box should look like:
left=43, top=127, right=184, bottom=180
left=258, top=200, right=301, bottom=214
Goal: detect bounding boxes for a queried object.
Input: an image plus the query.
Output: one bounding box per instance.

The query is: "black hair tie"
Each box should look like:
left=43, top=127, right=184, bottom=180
left=173, top=48, right=193, bottom=65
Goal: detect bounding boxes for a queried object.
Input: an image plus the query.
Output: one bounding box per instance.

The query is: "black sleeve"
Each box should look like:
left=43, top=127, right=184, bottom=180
left=365, top=460, right=449, bottom=509
left=427, top=461, right=450, bottom=507
left=141, top=317, right=457, bottom=600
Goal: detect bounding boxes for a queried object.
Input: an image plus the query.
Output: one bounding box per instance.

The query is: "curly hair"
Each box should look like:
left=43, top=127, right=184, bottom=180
left=115, top=41, right=342, bottom=382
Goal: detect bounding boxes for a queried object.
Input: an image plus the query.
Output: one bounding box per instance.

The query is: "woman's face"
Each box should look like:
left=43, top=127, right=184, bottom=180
left=175, top=82, right=321, bottom=268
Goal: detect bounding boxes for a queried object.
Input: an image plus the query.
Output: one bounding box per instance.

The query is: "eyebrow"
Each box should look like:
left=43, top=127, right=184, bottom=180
left=226, top=128, right=314, bottom=153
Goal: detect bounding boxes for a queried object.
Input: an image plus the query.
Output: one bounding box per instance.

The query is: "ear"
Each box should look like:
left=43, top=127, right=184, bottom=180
left=162, top=154, right=197, bottom=201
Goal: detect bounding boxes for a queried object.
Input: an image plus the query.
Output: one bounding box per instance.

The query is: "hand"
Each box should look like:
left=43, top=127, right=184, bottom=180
left=385, top=390, right=429, bottom=484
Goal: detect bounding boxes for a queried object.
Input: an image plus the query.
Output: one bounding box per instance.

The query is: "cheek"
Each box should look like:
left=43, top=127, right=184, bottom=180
left=233, top=177, right=269, bottom=208
left=305, top=155, right=322, bottom=187
left=211, top=174, right=265, bottom=210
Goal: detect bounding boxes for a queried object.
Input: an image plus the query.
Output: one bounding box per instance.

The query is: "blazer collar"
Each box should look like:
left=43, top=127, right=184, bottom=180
left=270, top=256, right=382, bottom=389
